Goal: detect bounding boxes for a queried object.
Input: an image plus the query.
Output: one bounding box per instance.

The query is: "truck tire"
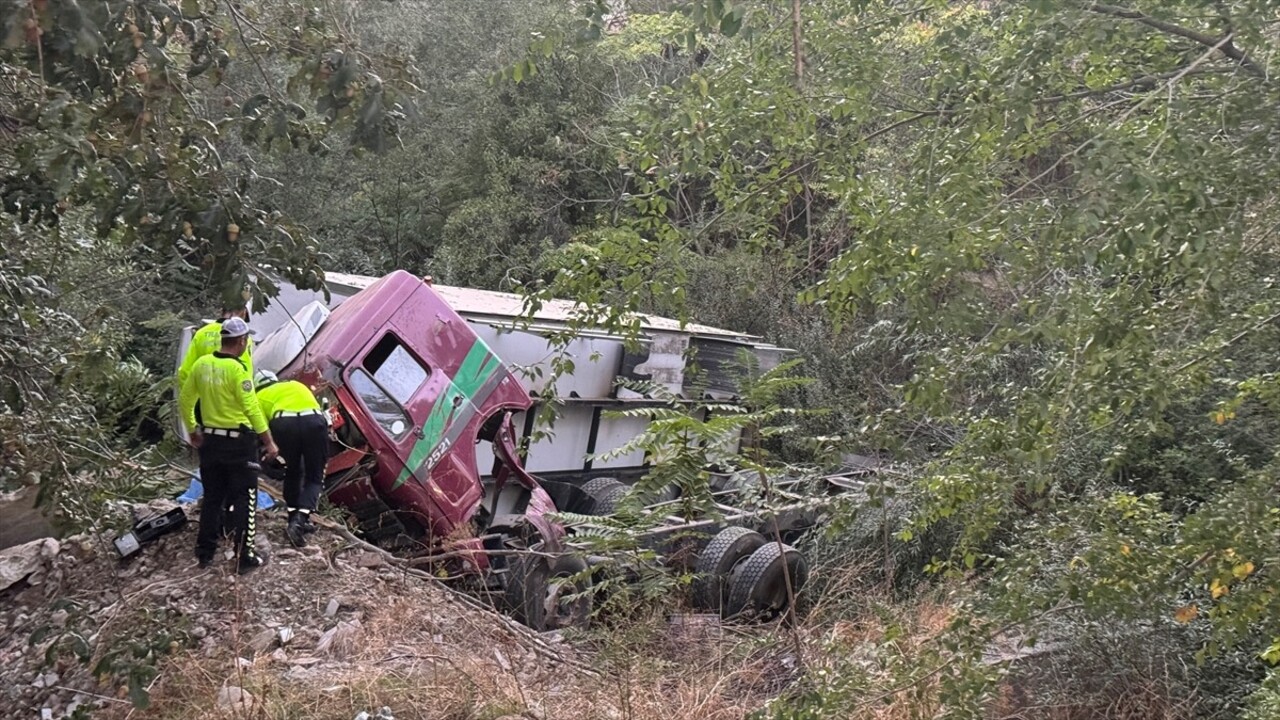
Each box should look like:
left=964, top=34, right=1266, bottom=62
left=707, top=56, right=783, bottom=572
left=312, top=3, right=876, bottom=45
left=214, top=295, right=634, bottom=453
left=580, top=477, right=628, bottom=516
left=505, top=552, right=548, bottom=629
left=692, top=526, right=767, bottom=611
left=504, top=546, right=592, bottom=631
left=723, top=541, right=808, bottom=620
left=640, top=483, right=680, bottom=506
left=546, top=553, right=592, bottom=630
left=578, top=477, right=677, bottom=515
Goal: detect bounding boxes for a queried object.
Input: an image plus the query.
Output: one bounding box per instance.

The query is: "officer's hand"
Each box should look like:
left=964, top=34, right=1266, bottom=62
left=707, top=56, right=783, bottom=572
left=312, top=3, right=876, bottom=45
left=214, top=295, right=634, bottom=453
left=189, top=430, right=203, bottom=448
left=263, top=440, right=280, bottom=461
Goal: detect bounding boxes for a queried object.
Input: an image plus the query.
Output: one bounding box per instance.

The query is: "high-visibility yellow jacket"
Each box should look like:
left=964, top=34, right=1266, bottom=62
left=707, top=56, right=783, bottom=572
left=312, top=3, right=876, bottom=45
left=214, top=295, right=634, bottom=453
left=176, top=321, right=254, bottom=419
left=256, top=380, right=321, bottom=420
left=180, top=353, right=268, bottom=434
left=176, top=321, right=254, bottom=390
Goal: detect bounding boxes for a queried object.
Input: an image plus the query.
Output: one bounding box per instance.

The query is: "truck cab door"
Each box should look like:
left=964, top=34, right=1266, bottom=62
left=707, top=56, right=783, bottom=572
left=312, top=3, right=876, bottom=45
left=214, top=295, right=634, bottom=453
left=344, top=332, right=482, bottom=530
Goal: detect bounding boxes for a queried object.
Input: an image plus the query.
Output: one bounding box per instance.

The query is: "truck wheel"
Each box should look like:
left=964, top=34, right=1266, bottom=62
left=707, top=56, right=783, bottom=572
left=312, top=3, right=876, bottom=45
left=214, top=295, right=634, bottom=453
left=580, top=477, right=628, bottom=516
left=504, top=547, right=591, bottom=631
left=692, top=526, right=767, bottom=611
left=505, top=551, right=548, bottom=629
left=723, top=541, right=809, bottom=621
left=545, top=553, right=592, bottom=630
left=638, top=483, right=680, bottom=506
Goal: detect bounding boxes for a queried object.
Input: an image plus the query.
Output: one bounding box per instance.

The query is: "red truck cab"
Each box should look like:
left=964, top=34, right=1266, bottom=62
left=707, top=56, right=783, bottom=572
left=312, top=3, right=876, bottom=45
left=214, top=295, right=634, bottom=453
left=280, top=271, right=561, bottom=572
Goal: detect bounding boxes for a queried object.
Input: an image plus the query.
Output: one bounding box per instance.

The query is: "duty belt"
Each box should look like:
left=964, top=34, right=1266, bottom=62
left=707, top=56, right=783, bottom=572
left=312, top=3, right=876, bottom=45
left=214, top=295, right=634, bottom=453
left=275, top=409, right=322, bottom=419
left=202, top=427, right=244, bottom=438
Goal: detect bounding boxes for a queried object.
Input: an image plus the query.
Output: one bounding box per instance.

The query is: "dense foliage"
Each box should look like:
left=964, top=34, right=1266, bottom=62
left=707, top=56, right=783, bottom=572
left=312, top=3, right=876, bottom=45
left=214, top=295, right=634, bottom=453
left=6, top=0, right=1280, bottom=715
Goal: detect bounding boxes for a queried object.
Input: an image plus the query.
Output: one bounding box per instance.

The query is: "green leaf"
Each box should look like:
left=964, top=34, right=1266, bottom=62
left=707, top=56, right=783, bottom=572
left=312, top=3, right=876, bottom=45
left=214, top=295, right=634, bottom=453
left=719, top=7, right=744, bottom=37
left=241, top=94, right=270, bottom=118
left=127, top=677, right=151, bottom=709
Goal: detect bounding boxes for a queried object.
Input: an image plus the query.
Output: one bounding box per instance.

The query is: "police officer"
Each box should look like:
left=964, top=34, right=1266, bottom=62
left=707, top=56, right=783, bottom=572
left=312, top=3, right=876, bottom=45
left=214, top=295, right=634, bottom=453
left=254, top=370, right=329, bottom=547
left=177, top=304, right=255, bottom=429
left=179, top=317, right=279, bottom=573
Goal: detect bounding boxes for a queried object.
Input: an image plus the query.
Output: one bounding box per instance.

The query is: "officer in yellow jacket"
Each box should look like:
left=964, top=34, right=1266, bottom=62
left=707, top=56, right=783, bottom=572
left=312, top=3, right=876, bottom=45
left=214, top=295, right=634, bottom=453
left=180, top=318, right=279, bottom=573
left=255, top=370, right=329, bottom=547
left=177, top=304, right=255, bottom=405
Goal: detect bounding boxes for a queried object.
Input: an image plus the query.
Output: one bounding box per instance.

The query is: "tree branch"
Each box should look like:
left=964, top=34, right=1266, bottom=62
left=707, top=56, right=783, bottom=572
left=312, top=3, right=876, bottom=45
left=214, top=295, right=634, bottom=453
left=1087, top=3, right=1264, bottom=77
left=1037, top=66, right=1226, bottom=104
left=225, top=0, right=280, bottom=97
left=791, top=0, right=806, bottom=89
left=860, top=111, right=939, bottom=144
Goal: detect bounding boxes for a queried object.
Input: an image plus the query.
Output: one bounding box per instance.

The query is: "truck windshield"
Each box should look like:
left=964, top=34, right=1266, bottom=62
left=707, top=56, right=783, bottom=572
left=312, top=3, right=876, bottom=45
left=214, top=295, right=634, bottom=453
left=363, top=334, right=428, bottom=405
left=349, top=369, right=412, bottom=439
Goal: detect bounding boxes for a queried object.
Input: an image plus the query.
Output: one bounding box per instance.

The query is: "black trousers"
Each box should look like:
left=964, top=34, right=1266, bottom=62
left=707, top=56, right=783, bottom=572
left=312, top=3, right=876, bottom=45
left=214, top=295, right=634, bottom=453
left=270, top=413, right=328, bottom=515
left=196, top=433, right=260, bottom=562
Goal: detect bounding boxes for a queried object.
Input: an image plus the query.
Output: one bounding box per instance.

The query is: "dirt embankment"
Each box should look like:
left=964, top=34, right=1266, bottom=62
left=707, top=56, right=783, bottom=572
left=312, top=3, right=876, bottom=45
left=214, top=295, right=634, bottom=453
left=0, top=485, right=56, bottom=549
left=0, top=508, right=797, bottom=720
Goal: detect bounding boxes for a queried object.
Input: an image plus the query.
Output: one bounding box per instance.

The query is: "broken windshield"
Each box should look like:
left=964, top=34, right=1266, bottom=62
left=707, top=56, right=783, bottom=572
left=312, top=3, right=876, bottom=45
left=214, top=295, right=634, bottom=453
left=348, top=369, right=412, bottom=439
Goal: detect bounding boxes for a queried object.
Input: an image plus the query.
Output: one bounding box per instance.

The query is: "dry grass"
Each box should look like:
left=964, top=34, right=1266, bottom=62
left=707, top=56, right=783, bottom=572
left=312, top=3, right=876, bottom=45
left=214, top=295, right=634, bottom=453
left=18, top=515, right=808, bottom=720
left=5, top=511, right=1205, bottom=720
left=88, top=617, right=806, bottom=720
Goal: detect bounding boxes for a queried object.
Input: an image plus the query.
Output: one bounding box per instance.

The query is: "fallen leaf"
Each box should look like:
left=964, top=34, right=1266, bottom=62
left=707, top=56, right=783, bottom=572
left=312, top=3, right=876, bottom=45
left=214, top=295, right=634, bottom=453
left=1211, top=578, right=1229, bottom=599
left=1174, top=604, right=1198, bottom=624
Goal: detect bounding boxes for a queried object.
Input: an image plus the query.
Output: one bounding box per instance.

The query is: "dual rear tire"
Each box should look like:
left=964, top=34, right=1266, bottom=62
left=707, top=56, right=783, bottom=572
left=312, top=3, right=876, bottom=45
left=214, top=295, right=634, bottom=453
left=692, top=526, right=808, bottom=620
left=571, top=479, right=809, bottom=622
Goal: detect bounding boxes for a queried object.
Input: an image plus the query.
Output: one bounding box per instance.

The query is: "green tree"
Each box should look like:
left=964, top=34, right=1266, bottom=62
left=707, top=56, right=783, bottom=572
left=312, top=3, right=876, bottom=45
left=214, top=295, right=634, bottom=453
left=0, top=0, right=415, bottom=518
left=527, top=0, right=1280, bottom=712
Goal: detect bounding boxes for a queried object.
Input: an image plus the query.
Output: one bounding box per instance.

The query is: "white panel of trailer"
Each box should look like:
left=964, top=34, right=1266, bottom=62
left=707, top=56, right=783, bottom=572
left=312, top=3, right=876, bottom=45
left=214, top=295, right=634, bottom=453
left=469, top=324, right=625, bottom=400
left=227, top=272, right=790, bottom=480
left=590, top=414, right=650, bottom=470
left=474, top=433, right=499, bottom=479
left=519, top=406, right=597, bottom=473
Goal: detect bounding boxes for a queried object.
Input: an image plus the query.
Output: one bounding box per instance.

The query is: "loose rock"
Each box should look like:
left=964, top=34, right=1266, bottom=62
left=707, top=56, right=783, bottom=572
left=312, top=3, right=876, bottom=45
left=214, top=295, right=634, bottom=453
left=215, top=686, right=255, bottom=713
left=0, top=538, right=60, bottom=591
left=249, top=627, right=277, bottom=655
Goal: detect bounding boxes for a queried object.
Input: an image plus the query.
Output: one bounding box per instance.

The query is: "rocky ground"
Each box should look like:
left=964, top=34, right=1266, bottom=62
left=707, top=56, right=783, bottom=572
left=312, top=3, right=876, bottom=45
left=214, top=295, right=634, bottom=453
left=0, top=503, right=796, bottom=720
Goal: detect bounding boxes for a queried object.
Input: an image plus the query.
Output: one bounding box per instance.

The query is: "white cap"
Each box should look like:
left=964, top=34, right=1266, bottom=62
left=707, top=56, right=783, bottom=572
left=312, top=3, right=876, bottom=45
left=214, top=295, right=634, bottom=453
left=220, top=317, right=255, bottom=338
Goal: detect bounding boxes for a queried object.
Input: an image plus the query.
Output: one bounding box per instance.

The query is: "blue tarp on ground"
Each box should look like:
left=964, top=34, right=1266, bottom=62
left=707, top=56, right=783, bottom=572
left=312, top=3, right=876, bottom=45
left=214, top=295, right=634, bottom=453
left=176, top=472, right=275, bottom=510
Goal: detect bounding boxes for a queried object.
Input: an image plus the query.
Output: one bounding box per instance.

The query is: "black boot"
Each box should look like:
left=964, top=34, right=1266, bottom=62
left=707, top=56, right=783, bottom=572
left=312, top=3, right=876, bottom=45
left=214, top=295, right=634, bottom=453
left=299, top=513, right=318, bottom=534
left=285, top=513, right=307, bottom=548
left=237, top=554, right=266, bottom=575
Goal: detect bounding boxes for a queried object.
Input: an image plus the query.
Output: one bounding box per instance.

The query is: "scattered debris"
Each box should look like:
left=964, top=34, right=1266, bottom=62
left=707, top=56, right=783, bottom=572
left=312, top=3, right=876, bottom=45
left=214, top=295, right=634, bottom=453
left=113, top=507, right=187, bottom=559
left=0, top=511, right=787, bottom=718
left=0, top=537, right=60, bottom=591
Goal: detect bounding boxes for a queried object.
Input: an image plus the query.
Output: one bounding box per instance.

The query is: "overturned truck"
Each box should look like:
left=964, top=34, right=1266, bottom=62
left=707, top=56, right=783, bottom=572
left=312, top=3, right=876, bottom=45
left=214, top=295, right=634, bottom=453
left=183, top=270, right=861, bottom=629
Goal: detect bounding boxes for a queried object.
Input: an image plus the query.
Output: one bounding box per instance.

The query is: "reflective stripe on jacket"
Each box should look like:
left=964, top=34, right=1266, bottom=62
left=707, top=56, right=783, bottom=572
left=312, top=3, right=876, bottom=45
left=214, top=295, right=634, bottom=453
left=257, top=380, right=321, bottom=420
left=176, top=321, right=254, bottom=393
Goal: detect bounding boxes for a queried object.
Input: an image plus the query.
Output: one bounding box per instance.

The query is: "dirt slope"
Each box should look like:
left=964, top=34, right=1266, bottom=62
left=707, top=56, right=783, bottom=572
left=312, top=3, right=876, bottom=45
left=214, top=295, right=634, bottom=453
left=0, top=507, right=792, bottom=720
